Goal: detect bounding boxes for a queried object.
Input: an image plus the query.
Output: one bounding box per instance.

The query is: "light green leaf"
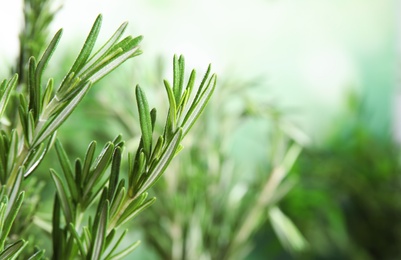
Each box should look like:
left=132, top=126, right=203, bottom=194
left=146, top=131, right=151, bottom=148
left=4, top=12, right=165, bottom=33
left=133, top=128, right=182, bottom=199
left=68, top=223, right=86, bottom=257
left=116, top=197, right=155, bottom=227
left=23, top=143, right=47, bottom=178
left=86, top=46, right=140, bottom=83
left=27, top=249, right=46, bottom=260
left=0, top=191, right=24, bottom=250
left=0, top=74, right=18, bottom=119
left=6, top=130, right=18, bottom=174
left=269, top=207, right=308, bottom=253
left=106, top=240, right=140, bottom=260
left=103, top=229, right=129, bottom=260
left=163, top=80, right=177, bottom=133
left=181, top=74, right=216, bottom=136
left=110, top=185, right=126, bottom=220
left=173, top=55, right=185, bottom=103
left=42, top=78, right=54, bottom=109
left=55, top=139, right=79, bottom=201
left=33, top=81, right=91, bottom=146
left=50, top=169, right=74, bottom=223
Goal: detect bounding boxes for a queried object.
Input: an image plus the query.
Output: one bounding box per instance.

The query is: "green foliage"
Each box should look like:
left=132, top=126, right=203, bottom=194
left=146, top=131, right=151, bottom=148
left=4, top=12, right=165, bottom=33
left=47, top=54, right=215, bottom=259
left=0, top=1, right=215, bottom=259
left=282, top=94, right=401, bottom=259
left=132, top=79, right=307, bottom=260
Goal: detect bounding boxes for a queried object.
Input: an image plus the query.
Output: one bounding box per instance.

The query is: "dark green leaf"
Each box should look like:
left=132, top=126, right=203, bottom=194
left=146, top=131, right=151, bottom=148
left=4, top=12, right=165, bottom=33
left=135, top=85, right=152, bottom=158
left=90, top=200, right=109, bottom=260
left=108, top=147, right=122, bottom=201
left=82, top=141, right=97, bottom=186
left=84, top=142, right=114, bottom=197
left=52, top=195, right=63, bottom=260
left=28, top=57, right=39, bottom=120
left=0, top=240, right=28, bottom=259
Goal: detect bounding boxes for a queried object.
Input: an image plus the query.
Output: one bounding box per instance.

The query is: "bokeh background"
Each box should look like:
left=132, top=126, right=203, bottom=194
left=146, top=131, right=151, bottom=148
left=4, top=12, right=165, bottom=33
left=0, top=0, right=399, bottom=259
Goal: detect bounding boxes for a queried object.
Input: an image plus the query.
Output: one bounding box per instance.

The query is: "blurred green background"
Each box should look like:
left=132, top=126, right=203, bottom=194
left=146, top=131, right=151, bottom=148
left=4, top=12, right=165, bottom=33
left=0, top=0, right=399, bottom=259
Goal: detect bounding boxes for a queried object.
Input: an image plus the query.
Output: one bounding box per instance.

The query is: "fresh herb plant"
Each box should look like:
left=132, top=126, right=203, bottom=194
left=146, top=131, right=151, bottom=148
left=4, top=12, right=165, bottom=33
left=0, top=1, right=215, bottom=259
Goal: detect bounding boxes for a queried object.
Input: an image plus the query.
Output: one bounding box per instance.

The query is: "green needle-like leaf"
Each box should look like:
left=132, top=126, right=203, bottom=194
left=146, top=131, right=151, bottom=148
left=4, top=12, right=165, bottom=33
left=35, top=29, right=63, bottom=94
left=110, top=186, right=126, bottom=219
left=0, top=240, right=28, bottom=260
left=33, top=81, right=91, bottom=146
left=50, top=169, right=74, bottom=223
left=163, top=80, right=177, bottom=132
left=6, top=130, right=18, bottom=174
left=135, top=85, right=152, bottom=158
left=181, top=74, right=217, bottom=135
left=23, top=143, right=47, bottom=177
left=103, top=229, right=128, bottom=260
left=86, top=46, right=140, bottom=83
left=106, top=240, right=140, bottom=260
left=27, top=249, right=46, bottom=260
left=82, top=141, right=97, bottom=186
left=68, top=14, right=102, bottom=75
left=84, top=142, right=114, bottom=197
left=27, top=57, right=39, bottom=120
left=80, top=22, right=130, bottom=73
left=0, top=192, right=24, bottom=249
left=68, top=223, right=86, bottom=257
left=55, top=139, right=79, bottom=201
left=133, top=129, right=182, bottom=199
left=0, top=192, right=24, bottom=250
left=108, top=147, right=122, bottom=201
left=0, top=75, right=18, bottom=119
left=116, top=196, right=155, bottom=227
left=90, top=200, right=109, bottom=260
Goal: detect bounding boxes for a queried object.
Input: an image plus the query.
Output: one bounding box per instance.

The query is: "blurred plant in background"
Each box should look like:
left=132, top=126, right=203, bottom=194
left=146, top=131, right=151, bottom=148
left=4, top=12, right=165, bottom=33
left=280, top=92, right=401, bottom=260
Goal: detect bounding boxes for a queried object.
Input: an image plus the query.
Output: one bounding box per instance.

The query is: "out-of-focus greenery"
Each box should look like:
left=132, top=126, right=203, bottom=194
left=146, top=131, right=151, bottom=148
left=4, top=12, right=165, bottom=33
left=278, top=93, right=401, bottom=259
